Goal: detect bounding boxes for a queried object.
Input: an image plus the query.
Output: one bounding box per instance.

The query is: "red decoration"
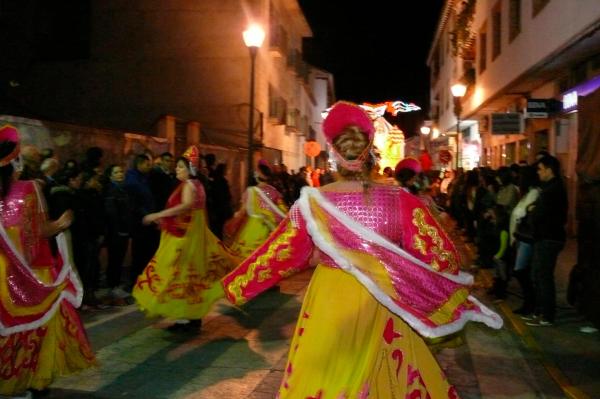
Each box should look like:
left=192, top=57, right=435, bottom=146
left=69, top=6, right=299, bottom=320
left=439, top=150, right=452, bottom=164
left=304, top=141, right=322, bottom=158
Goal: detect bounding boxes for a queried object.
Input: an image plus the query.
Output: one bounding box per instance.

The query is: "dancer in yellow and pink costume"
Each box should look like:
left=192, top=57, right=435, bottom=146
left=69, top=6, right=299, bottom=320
left=225, top=160, right=288, bottom=260
left=221, top=102, right=502, bottom=399
left=0, top=125, right=95, bottom=397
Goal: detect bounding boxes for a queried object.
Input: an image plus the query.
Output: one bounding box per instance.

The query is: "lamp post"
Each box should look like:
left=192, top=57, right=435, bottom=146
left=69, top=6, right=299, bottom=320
left=451, top=83, right=467, bottom=170
left=243, top=24, right=265, bottom=185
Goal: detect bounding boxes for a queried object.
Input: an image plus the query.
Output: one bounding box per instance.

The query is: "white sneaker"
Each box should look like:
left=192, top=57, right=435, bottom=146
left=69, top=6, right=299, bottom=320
left=111, top=287, right=131, bottom=299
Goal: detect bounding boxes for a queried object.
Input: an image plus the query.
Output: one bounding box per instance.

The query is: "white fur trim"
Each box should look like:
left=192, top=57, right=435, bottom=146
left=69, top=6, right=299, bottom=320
left=298, top=187, right=503, bottom=338
left=0, top=207, right=83, bottom=336
left=246, top=187, right=285, bottom=230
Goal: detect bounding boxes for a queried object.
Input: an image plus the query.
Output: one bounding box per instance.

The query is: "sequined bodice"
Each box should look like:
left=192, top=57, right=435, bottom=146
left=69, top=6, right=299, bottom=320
left=257, top=184, right=282, bottom=204
left=322, top=184, right=404, bottom=244
left=0, top=180, right=34, bottom=228
left=167, top=180, right=205, bottom=210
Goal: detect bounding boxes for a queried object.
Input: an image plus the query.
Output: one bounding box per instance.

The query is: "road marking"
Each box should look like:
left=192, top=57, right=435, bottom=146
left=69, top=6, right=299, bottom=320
left=84, top=305, right=139, bottom=329
left=498, top=296, right=591, bottom=399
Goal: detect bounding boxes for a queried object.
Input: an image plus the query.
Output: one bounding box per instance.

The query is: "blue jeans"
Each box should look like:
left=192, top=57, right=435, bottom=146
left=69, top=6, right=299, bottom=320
left=531, top=240, right=565, bottom=322
left=514, top=241, right=533, bottom=271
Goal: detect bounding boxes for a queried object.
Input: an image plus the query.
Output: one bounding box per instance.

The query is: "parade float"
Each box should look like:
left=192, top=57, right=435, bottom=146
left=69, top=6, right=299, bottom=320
left=322, top=100, right=421, bottom=172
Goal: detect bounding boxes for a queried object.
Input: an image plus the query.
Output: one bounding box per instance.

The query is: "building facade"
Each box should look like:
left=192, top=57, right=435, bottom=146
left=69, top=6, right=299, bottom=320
left=428, top=0, right=600, bottom=326
left=428, top=0, right=600, bottom=171
left=2, top=0, right=334, bottom=189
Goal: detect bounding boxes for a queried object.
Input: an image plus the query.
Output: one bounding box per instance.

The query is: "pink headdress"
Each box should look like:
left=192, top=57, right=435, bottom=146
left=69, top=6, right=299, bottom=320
left=395, top=157, right=422, bottom=175
left=0, top=125, right=21, bottom=167
left=322, top=101, right=375, bottom=144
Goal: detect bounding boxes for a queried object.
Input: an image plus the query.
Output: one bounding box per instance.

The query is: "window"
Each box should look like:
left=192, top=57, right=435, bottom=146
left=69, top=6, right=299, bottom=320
left=268, top=86, right=286, bottom=125
left=492, top=3, right=502, bottom=60
left=431, top=46, right=440, bottom=82
left=532, top=0, right=550, bottom=17
left=479, top=23, right=487, bottom=74
left=509, top=0, right=521, bottom=42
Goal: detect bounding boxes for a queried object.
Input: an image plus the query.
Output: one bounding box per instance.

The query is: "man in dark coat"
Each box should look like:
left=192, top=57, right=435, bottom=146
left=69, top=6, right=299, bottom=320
left=525, top=155, right=567, bottom=327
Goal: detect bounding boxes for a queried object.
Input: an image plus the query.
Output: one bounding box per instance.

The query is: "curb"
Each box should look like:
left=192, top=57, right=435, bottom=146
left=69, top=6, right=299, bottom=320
left=478, top=267, right=591, bottom=399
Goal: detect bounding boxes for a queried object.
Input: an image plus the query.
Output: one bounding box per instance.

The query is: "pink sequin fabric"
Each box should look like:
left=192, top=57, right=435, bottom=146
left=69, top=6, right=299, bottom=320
left=257, top=184, right=283, bottom=204
left=322, top=185, right=405, bottom=244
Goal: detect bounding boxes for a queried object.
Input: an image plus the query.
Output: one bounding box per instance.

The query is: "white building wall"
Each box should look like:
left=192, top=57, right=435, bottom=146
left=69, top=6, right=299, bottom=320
left=466, top=0, right=600, bottom=114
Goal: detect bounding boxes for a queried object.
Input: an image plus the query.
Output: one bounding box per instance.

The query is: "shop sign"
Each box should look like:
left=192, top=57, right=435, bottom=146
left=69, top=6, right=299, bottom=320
left=491, top=113, right=522, bottom=134
left=525, top=99, right=561, bottom=118
left=561, top=74, right=600, bottom=112
left=562, top=91, right=578, bottom=112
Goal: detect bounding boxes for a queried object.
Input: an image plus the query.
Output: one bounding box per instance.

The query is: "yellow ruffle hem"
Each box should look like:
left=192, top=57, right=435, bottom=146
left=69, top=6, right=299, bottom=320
left=0, top=304, right=96, bottom=395
left=277, top=265, right=458, bottom=399
left=132, top=210, right=234, bottom=320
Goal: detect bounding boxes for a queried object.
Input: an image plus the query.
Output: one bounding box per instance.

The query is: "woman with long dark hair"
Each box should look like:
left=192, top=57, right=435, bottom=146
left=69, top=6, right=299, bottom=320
left=220, top=102, right=502, bottom=398
left=132, top=146, right=235, bottom=331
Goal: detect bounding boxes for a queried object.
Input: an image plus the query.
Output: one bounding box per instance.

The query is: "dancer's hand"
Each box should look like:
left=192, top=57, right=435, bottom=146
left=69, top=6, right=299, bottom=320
left=143, top=213, right=160, bottom=225
left=57, top=210, right=73, bottom=230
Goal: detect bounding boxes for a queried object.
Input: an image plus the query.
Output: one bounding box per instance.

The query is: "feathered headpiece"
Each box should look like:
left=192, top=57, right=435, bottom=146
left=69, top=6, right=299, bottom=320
left=322, top=101, right=375, bottom=144
left=0, top=125, right=21, bottom=167
left=395, top=157, right=422, bottom=175
left=182, top=145, right=200, bottom=176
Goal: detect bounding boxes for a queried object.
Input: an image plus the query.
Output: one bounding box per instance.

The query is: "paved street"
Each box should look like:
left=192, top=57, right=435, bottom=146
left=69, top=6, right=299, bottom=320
left=47, top=239, right=599, bottom=399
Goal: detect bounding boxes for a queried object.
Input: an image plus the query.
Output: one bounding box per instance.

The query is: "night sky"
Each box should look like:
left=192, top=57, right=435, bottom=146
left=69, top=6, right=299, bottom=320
left=298, top=1, right=445, bottom=136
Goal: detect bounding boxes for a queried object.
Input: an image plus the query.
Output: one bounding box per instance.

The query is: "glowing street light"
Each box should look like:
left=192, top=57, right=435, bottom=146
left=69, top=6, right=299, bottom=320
left=420, top=126, right=431, bottom=135
left=243, top=24, right=265, bottom=185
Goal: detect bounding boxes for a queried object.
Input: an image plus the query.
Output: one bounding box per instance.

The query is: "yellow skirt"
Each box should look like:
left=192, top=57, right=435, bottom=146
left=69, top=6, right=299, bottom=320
left=277, top=265, right=458, bottom=399
left=133, top=211, right=234, bottom=320
left=0, top=303, right=96, bottom=395
left=229, top=215, right=273, bottom=259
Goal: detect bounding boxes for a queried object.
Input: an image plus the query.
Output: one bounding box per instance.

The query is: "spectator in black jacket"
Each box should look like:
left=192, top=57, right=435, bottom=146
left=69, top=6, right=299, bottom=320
left=209, top=162, right=233, bottom=239
left=104, top=165, right=134, bottom=302
left=524, top=155, right=567, bottom=327
left=124, top=154, right=158, bottom=288
left=50, top=167, right=101, bottom=307
left=148, top=152, right=177, bottom=209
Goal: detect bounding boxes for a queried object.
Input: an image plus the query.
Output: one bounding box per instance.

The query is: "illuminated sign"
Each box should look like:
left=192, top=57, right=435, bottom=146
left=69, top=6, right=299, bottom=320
left=561, top=74, right=600, bottom=112
left=562, top=91, right=578, bottom=111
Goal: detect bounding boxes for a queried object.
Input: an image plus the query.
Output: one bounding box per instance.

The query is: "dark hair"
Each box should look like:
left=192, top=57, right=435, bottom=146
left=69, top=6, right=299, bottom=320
left=160, top=152, right=173, bottom=159
left=257, top=163, right=272, bottom=179
left=0, top=141, right=17, bottom=198
left=536, top=150, right=550, bottom=160
left=518, top=165, right=539, bottom=193
left=104, top=164, right=119, bottom=178
left=57, top=166, right=82, bottom=186
left=394, top=168, right=417, bottom=187
left=0, top=164, right=14, bottom=199
left=537, top=155, right=561, bottom=178
left=215, top=163, right=227, bottom=178
left=204, top=153, right=216, bottom=167
left=133, top=154, right=151, bottom=168
left=497, top=167, right=513, bottom=186
left=176, top=156, right=199, bottom=179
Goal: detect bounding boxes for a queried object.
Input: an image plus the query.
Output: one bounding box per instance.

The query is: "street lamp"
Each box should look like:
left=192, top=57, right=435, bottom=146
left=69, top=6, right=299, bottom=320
left=243, top=24, right=265, bottom=185
left=451, top=83, right=467, bottom=170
